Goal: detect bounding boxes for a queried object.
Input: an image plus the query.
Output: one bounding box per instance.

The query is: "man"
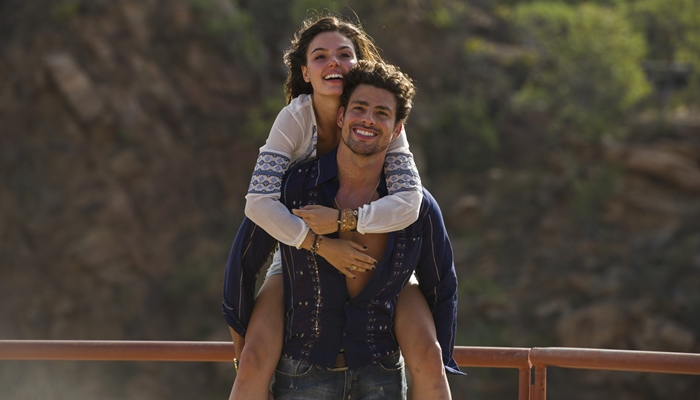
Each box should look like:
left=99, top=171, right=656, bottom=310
left=222, top=60, right=461, bottom=399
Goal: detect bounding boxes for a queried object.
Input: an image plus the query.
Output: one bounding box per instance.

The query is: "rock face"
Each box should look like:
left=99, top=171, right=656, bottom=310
left=625, top=146, right=700, bottom=192
left=44, top=53, right=105, bottom=123
left=2, top=2, right=700, bottom=400
left=1, top=2, right=259, bottom=398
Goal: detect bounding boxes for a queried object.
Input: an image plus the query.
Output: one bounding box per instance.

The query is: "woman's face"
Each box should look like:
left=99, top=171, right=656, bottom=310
left=301, top=31, right=357, bottom=98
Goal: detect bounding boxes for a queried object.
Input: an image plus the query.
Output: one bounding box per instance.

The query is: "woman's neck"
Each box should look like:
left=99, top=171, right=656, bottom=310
left=311, top=93, right=342, bottom=155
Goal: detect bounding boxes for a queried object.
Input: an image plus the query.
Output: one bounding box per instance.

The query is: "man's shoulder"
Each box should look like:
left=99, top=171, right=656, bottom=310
left=279, top=156, right=323, bottom=205
left=418, top=186, right=440, bottom=215
left=283, top=146, right=337, bottom=184
left=284, top=156, right=320, bottom=180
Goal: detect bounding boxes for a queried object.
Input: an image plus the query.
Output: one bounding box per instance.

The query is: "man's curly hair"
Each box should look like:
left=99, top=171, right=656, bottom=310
left=340, top=60, right=416, bottom=123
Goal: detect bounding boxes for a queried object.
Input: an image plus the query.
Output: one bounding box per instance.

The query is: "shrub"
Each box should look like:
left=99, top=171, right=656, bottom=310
left=512, top=2, right=651, bottom=139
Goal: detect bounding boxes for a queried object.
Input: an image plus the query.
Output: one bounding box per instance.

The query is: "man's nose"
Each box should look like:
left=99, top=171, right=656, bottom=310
left=361, top=112, right=375, bottom=125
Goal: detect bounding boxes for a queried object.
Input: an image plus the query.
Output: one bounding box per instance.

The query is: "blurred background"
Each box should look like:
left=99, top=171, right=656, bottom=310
left=1, top=0, right=699, bottom=398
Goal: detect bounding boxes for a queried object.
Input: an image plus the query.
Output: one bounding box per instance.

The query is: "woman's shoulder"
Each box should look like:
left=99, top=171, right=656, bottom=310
left=285, top=94, right=313, bottom=115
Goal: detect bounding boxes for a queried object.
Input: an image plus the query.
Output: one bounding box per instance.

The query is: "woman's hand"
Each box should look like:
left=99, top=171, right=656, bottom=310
left=292, top=205, right=339, bottom=235
left=315, top=236, right=376, bottom=279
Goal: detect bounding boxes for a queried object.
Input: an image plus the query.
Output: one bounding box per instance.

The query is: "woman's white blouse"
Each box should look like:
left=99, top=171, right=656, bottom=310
left=245, top=94, right=422, bottom=248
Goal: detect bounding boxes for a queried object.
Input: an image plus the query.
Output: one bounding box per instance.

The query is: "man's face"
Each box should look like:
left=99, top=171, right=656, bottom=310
left=337, top=84, right=403, bottom=157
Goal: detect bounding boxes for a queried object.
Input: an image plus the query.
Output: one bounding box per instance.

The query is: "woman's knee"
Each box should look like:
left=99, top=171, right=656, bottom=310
left=403, top=337, right=444, bottom=372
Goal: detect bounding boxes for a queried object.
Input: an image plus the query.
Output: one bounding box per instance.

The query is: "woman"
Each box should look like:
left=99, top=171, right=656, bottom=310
left=226, top=15, right=452, bottom=400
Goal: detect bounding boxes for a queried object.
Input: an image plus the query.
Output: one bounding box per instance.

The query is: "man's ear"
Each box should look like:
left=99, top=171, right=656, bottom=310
left=392, top=121, right=403, bottom=140
left=301, top=66, right=310, bottom=83
left=337, top=106, right=345, bottom=128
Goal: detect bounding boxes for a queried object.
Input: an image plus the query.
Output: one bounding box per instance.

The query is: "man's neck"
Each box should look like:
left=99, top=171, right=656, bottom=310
left=334, top=145, right=385, bottom=209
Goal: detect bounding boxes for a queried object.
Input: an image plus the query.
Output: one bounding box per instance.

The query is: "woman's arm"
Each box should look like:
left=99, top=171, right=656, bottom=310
left=292, top=127, right=424, bottom=236
left=244, top=102, right=313, bottom=249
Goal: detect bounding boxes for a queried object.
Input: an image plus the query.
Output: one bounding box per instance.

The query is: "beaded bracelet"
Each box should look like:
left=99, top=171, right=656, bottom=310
left=310, top=232, right=318, bottom=255
left=310, top=232, right=324, bottom=255
left=336, top=209, right=342, bottom=232
left=312, top=235, right=323, bottom=253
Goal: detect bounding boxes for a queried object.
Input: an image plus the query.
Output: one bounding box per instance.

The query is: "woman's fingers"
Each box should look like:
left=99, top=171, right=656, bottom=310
left=316, top=237, right=378, bottom=277
left=292, top=206, right=339, bottom=235
left=347, top=243, right=376, bottom=270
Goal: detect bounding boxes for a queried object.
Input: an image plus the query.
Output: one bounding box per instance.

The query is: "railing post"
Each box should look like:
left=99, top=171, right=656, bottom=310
left=532, top=365, right=546, bottom=400
left=518, top=366, right=531, bottom=400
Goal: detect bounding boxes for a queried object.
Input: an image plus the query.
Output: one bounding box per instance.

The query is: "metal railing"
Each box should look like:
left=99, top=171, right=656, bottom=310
left=2, top=340, right=700, bottom=399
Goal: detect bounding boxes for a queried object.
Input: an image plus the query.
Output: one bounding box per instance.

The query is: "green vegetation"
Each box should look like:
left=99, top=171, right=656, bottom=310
left=572, top=165, right=622, bottom=224
left=188, top=0, right=265, bottom=67
left=244, top=96, right=288, bottom=141
left=50, top=0, right=81, bottom=23
left=624, top=0, right=700, bottom=104
left=512, top=2, right=651, bottom=139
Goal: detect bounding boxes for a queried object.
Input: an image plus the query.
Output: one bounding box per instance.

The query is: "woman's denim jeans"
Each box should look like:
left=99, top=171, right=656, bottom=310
left=272, top=351, right=407, bottom=400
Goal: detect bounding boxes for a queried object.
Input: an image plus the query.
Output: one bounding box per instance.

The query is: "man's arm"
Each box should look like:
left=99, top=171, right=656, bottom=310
left=414, top=188, right=464, bottom=375
left=222, top=217, right=278, bottom=337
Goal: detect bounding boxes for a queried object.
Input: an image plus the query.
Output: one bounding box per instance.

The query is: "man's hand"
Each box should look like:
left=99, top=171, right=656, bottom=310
left=292, top=205, right=340, bottom=235
left=228, top=326, right=245, bottom=366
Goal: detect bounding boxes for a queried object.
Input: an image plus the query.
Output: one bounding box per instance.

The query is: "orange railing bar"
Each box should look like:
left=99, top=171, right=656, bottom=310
left=0, top=340, right=235, bottom=362
left=453, top=346, right=531, bottom=400
left=0, top=341, right=530, bottom=399
left=529, top=347, right=700, bottom=375
left=4, top=341, right=700, bottom=400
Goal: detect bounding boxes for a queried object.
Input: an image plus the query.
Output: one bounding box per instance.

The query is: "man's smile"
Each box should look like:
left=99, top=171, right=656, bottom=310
left=353, top=127, right=378, bottom=138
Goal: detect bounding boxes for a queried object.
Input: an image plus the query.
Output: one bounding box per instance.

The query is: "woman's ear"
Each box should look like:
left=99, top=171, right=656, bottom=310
left=301, top=66, right=310, bottom=83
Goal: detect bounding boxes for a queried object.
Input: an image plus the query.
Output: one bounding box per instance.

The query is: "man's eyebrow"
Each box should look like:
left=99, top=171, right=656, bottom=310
left=350, top=99, right=393, bottom=112
left=350, top=100, right=370, bottom=106
left=309, top=45, right=353, bottom=54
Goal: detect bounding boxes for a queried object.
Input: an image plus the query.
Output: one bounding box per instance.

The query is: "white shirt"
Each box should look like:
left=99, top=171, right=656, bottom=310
left=245, top=94, right=422, bottom=248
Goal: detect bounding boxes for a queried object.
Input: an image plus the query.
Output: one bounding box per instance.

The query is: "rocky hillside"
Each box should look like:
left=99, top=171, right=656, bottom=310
left=1, top=1, right=699, bottom=399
